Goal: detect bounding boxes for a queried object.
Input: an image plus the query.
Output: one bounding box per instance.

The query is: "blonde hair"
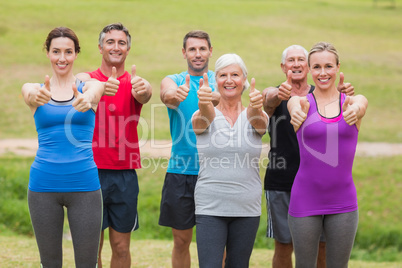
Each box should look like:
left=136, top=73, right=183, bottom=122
left=308, top=42, right=339, bottom=67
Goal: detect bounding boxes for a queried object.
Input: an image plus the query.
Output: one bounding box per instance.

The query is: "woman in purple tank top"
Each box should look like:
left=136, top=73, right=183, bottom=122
left=287, top=42, right=368, bottom=268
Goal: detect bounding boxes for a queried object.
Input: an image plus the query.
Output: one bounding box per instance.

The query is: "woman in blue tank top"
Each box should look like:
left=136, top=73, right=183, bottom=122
left=21, top=27, right=104, bottom=268
left=287, top=42, right=368, bottom=268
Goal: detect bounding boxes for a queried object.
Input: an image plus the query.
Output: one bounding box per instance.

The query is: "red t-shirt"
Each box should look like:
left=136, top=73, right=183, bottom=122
left=88, top=68, right=142, bottom=169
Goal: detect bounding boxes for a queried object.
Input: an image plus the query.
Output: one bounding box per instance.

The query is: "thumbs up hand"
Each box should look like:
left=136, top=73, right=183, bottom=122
left=248, top=78, right=263, bottom=110
left=198, top=73, right=213, bottom=105
left=131, top=65, right=147, bottom=96
left=175, top=74, right=190, bottom=103
left=342, top=96, right=360, bottom=125
left=278, top=70, right=293, bottom=100
left=337, top=72, right=354, bottom=96
left=289, top=97, right=310, bottom=130
left=104, top=66, right=119, bottom=96
left=32, top=75, right=52, bottom=106
left=72, top=83, right=92, bottom=112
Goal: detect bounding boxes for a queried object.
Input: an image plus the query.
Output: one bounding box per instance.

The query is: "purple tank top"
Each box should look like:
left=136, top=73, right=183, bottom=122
left=289, top=93, right=359, bottom=217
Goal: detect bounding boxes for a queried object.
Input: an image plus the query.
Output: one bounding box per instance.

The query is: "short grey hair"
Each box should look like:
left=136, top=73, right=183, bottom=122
left=215, top=53, right=250, bottom=92
left=98, top=23, right=131, bottom=49
left=281, top=45, right=308, bottom=64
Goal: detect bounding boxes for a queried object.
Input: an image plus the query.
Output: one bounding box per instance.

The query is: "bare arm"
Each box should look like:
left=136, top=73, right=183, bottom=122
left=76, top=80, right=105, bottom=112
left=132, top=78, right=152, bottom=104
left=248, top=78, right=268, bottom=135
left=160, top=76, right=190, bottom=109
left=287, top=96, right=310, bottom=132
left=263, top=86, right=282, bottom=117
left=75, top=72, right=91, bottom=82
left=264, top=71, right=294, bottom=117
left=130, top=65, right=152, bottom=104
left=192, top=74, right=216, bottom=135
left=342, top=94, right=368, bottom=130
left=21, top=75, right=52, bottom=114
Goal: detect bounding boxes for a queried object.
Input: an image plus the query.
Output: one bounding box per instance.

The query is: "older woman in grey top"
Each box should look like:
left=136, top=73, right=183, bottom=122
left=192, top=53, right=269, bottom=268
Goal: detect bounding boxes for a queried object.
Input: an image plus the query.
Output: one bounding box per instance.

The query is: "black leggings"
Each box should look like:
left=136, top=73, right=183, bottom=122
left=28, top=190, right=102, bottom=268
left=196, top=215, right=260, bottom=268
left=288, top=210, right=359, bottom=268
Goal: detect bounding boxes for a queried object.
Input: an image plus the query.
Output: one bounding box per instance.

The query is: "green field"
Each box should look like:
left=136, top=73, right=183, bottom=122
left=0, top=0, right=401, bottom=266
left=1, top=155, right=401, bottom=264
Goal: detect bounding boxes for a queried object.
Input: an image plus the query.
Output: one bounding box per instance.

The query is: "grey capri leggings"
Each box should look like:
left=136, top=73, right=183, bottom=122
left=288, top=210, right=359, bottom=268
left=28, top=189, right=102, bottom=268
left=196, top=215, right=260, bottom=268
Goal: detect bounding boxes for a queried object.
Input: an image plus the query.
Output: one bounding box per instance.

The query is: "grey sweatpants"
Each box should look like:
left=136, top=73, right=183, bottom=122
left=288, top=210, right=359, bottom=268
left=28, top=190, right=102, bottom=268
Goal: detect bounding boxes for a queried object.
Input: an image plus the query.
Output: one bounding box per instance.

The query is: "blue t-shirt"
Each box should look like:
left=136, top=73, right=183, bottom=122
left=166, top=70, right=216, bottom=175
left=29, top=82, right=100, bottom=192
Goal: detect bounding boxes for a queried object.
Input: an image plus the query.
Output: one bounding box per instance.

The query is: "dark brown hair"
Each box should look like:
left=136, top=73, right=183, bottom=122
left=44, top=27, right=80, bottom=53
left=183, top=30, right=211, bottom=49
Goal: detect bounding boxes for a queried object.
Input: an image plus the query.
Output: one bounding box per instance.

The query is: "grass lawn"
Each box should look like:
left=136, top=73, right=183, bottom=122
left=0, top=234, right=401, bottom=268
left=1, top=155, right=401, bottom=263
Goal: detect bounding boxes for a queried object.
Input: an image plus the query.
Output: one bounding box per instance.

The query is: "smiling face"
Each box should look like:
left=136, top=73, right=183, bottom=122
left=309, top=50, right=340, bottom=90
left=216, top=64, right=246, bottom=100
left=281, top=48, right=309, bottom=82
left=99, top=30, right=130, bottom=67
left=47, top=37, right=77, bottom=75
left=182, top=37, right=212, bottom=76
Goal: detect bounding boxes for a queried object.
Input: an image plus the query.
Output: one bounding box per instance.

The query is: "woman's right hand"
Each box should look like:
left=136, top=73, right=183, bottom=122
left=28, top=75, right=52, bottom=107
left=288, top=96, right=309, bottom=132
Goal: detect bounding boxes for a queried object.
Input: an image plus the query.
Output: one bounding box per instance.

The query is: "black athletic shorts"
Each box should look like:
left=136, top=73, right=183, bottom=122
left=159, top=173, right=197, bottom=230
left=99, top=169, right=139, bottom=233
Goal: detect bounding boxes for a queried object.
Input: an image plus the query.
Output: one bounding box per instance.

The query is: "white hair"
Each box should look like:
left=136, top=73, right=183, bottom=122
left=281, top=45, right=308, bottom=64
left=214, top=53, right=250, bottom=92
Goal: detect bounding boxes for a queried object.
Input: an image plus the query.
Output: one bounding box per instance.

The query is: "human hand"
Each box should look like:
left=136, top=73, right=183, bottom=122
left=104, top=66, right=119, bottom=96
left=290, top=97, right=309, bottom=129
left=131, top=65, right=148, bottom=96
left=278, top=70, right=293, bottom=100
left=337, top=72, right=354, bottom=96
left=342, top=96, right=360, bottom=125
left=175, top=74, right=190, bottom=103
left=72, top=83, right=92, bottom=112
left=198, top=73, right=212, bottom=105
left=249, top=78, right=263, bottom=109
left=31, top=75, right=52, bottom=106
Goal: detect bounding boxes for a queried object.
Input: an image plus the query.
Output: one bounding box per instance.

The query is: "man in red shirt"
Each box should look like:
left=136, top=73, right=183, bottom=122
left=78, top=22, right=152, bottom=268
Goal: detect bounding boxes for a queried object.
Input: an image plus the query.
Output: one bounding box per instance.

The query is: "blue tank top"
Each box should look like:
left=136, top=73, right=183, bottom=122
left=166, top=71, right=216, bottom=175
left=29, top=82, right=100, bottom=192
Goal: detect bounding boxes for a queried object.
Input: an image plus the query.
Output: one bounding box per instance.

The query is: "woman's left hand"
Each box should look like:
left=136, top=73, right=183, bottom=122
left=72, top=83, right=92, bottom=112
left=249, top=78, right=263, bottom=110
left=342, top=96, right=360, bottom=125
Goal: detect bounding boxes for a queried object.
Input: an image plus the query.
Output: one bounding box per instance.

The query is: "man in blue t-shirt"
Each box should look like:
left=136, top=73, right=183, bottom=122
left=159, top=30, right=220, bottom=267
